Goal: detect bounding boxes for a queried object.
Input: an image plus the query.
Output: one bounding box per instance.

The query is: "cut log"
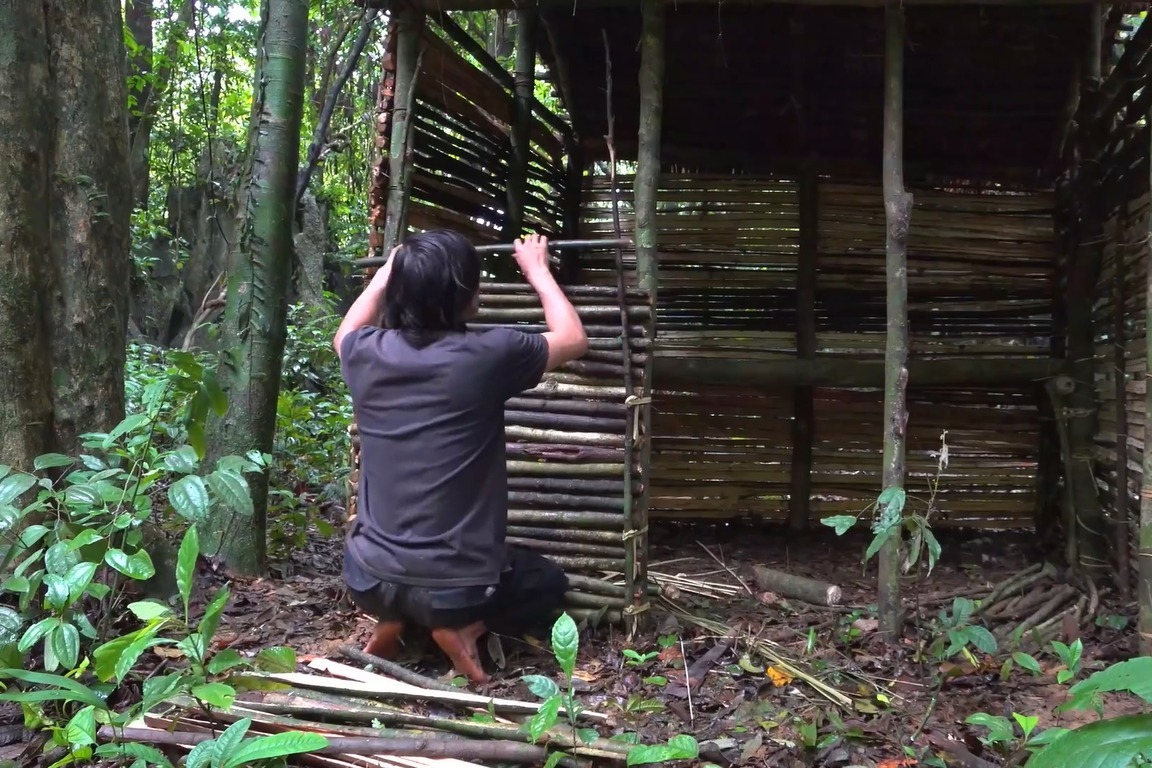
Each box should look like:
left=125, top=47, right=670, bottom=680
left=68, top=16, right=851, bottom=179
left=753, top=565, right=842, bottom=607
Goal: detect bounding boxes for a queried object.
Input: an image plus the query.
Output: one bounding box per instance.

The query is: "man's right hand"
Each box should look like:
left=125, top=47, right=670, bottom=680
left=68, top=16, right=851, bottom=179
left=513, top=234, right=551, bottom=282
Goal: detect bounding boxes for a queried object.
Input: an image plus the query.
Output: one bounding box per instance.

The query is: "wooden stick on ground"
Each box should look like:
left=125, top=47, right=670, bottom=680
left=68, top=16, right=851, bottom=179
left=753, top=565, right=842, bottom=607
left=337, top=646, right=460, bottom=694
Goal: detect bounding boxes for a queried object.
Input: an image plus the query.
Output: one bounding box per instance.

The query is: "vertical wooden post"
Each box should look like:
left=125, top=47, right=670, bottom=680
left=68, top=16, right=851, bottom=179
left=789, top=166, right=818, bottom=531
left=878, top=2, right=912, bottom=641
left=380, top=5, right=423, bottom=256
left=628, top=0, right=664, bottom=636
left=504, top=9, right=537, bottom=242
left=1113, top=197, right=1131, bottom=600
left=558, top=137, right=584, bottom=284
left=1140, top=115, right=1152, bottom=656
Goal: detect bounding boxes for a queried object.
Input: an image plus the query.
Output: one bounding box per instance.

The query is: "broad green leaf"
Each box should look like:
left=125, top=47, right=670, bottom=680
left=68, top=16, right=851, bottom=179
left=169, top=475, right=210, bottom=522
left=865, top=522, right=899, bottom=562
left=52, top=622, right=81, bottom=670
left=63, top=484, right=102, bottom=508
left=626, top=735, right=701, bottom=766
left=966, top=712, right=1014, bottom=744
left=551, top=612, right=579, bottom=680
left=0, top=465, right=8, bottom=481
left=922, top=527, right=942, bottom=575
left=187, top=420, right=206, bottom=460
left=191, top=682, right=235, bottom=709
left=207, top=649, right=248, bottom=675
left=1012, top=652, right=1043, bottom=675
left=127, top=600, right=172, bottom=622
left=221, top=731, right=329, bottom=768
left=965, top=626, right=998, bottom=655
left=34, top=453, right=74, bottom=471
left=1026, top=713, right=1152, bottom=768
left=43, top=574, right=70, bottom=612
left=1013, top=712, right=1039, bottom=739
left=207, top=468, right=253, bottom=517
left=104, top=548, right=156, bottom=580
left=142, top=672, right=185, bottom=711
left=212, top=717, right=251, bottom=764
left=161, top=446, right=200, bottom=475
left=0, top=472, right=37, bottom=506
left=184, top=738, right=217, bottom=768
left=666, top=735, right=700, bottom=759
left=63, top=562, right=98, bottom=604
left=0, top=607, right=23, bottom=645
left=64, top=705, right=96, bottom=748
left=202, top=374, right=228, bottom=417
left=527, top=695, right=561, bottom=743
left=542, top=751, right=568, bottom=768
left=66, top=529, right=104, bottom=551
left=819, top=515, right=857, bottom=536
left=45, top=540, right=81, bottom=575
left=92, top=633, right=134, bottom=682
left=94, top=742, right=174, bottom=768
left=79, top=455, right=106, bottom=471
left=0, top=504, right=20, bottom=532
left=254, top=646, right=296, bottom=673
left=115, top=626, right=165, bottom=683
left=876, top=486, right=906, bottom=522
left=198, top=585, right=231, bottom=642
left=522, top=674, right=560, bottom=700
left=1062, top=657, right=1152, bottom=711
left=176, top=526, right=199, bottom=619
left=577, top=728, right=600, bottom=744
left=0, top=668, right=107, bottom=708
left=19, top=617, right=58, bottom=653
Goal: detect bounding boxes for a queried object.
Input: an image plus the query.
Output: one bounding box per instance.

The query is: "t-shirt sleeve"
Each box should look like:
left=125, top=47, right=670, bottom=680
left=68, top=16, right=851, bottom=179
left=339, top=326, right=380, bottom=384
left=493, top=329, right=550, bottom=400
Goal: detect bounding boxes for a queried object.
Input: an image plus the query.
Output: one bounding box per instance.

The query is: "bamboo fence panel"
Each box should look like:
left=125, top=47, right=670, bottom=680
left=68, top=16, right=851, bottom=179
left=580, top=172, right=1054, bottom=528
left=1093, top=189, right=1151, bottom=576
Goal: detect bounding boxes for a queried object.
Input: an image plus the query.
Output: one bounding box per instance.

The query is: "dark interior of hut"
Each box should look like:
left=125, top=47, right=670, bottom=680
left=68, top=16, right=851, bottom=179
left=343, top=2, right=1152, bottom=758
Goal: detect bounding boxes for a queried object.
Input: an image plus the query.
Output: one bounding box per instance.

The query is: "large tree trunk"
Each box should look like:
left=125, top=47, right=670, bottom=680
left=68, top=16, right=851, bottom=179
left=204, top=0, right=309, bottom=576
left=0, top=0, right=133, bottom=468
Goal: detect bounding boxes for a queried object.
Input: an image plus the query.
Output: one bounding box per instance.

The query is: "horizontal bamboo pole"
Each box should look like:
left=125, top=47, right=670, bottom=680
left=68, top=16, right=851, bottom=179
left=506, top=525, right=625, bottom=544
left=507, top=476, right=629, bottom=494
left=505, top=397, right=626, bottom=417
left=506, top=409, right=626, bottom=432
left=507, top=509, right=623, bottom=527
left=352, top=239, right=634, bottom=268
left=506, top=443, right=626, bottom=463
left=506, top=425, right=625, bottom=447
left=653, top=356, right=1060, bottom=388
left=508, top=536, right=624, bottom=557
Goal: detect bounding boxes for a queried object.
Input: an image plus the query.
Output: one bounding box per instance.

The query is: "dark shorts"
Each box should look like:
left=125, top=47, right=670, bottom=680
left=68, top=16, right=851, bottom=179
left=345, top=546, right=569, bottom=638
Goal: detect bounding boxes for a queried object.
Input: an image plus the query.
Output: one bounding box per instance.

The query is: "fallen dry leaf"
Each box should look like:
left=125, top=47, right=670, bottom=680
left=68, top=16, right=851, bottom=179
left=877, top=759, right=916, bottom=768
left=852, top=618, right=879, bottom=633
left=756, top=591, right=780, bottom=605
left=765, top=666, right=793, bottom=687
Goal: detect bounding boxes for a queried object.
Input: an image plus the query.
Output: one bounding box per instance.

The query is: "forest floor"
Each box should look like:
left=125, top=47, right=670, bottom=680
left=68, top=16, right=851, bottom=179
left=169, top=523, right=1142, bottom=768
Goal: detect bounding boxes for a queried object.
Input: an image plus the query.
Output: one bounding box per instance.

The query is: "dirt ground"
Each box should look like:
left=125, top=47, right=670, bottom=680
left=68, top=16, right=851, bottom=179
left=176, top=522, right=1144, bottom=767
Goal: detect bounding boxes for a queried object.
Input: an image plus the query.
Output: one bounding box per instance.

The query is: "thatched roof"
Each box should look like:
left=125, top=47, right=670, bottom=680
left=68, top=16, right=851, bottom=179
left=534, top=2, right=1095, bottom=183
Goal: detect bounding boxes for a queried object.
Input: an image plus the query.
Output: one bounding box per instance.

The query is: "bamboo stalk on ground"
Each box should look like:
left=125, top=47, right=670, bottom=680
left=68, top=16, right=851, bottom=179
left=753, top=566, right=842, bottom=606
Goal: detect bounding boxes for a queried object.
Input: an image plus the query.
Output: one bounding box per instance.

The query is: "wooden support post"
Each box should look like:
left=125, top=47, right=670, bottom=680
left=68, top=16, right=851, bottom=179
left=367, top=21, right=399, bottom=261
left=628, top=0, right=664, bottom=636
left=380, top=6, right=424, bottom=256
left=504, top=9, right=537, bottom=242
left=789, top=166, right=818, bottom=531
left=1112, top=198, right=1131, bottom=600
left=1140, top=114, right=1152, bottom=656
left=878, top=1, right=912, bottom=642
left=558, top=137, right=584, bottom=284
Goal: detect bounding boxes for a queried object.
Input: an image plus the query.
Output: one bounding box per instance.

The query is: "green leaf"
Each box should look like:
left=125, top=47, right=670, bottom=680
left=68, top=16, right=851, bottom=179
left=66, top=529, right=104, bottom=551
left=43, top=574, right=70, bottom=612
left=191, top=682, right=235, bottom=709
left=0, top=472, right=37, bottom=506
left=206, top=468, right=253, bottom=517
left=161, top=446, right=200, bottom=475
left=0, top=607, right=23, bottom=645
left=626, top=735, right=701, bottom=766
left=1026, top=713, right=1152, bottom=768
left=63, top=562, right=98, bottom=604
left=94, top=742, right=174, bottom=768
left=254, top=646, right=296, bottom=673
left=820, top=515, right=858, bottom=536
left=198, top=585, right=230, bottom=642
left=551, top=612, right=579, bottom=680
left=104, top=548, right=156, bottom=580
left=142, top=672, right=185, bottom=711
left=0, top=668, right=107, bottom=708
left=965, top=712, right=1014, bottom=744
left=577, top=728, right=600, bottom=744
left=1012, top=652, right=1043, bottom=675
left=79, top=455, right=107, bottom=471
left=127, top=600, right=172, bottom=622
left=922, top=526, right=942, bottom=575
left=63, top=483, right=103, bottom=508
left=0, top=504, right=20, bottom=533
left=864, top=522, right=899, bottom=562
left=221, top=731, right=329, bottom=768
left=52, top=622, right=81, bottom=670
left=527, top=695, right=562, bottom=743
left=876, top=486, right=907, bottom=521
left=202, top=373, right=228, bottom=417
left=184, top=738, right=217, bottom=768
left=965, top=625, right=998, bottom=655
left=45, top=540, right=80, bottom=574
left=64, top=705, right=96, bottom=749
left=212, top=717, right=251, bottom=765
left=187, top=420, right=207, bottom=460
left=169, top=475, right=210, bottom=521
left=34, top=454, right=75, bottom=471
left=1062, top=657, right=1152, bottom=711
left=19, top=617, right=58, bottom=653
left=207, top=649, right=248, bottom=675
left=176, top=526, right=199, bottom=619
left=542, top=751, right=568, bottom=768
left=666, top=735, right=700, bottom=759
left=1013, top=712, right=1039, bottom=739
left=522, top=674, right=561, bottom=700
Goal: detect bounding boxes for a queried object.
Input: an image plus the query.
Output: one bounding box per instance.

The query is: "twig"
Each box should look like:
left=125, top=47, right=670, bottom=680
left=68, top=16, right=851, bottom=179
left=337, top=644, right=459, bottom=693
left=679, top=635, right=694, bottom=725
left=695, top=540, right=754, bottom=595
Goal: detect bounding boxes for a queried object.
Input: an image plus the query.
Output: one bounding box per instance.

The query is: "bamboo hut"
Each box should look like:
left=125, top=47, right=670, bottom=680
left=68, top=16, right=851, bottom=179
left=348, top=0, right=1152, bottom=633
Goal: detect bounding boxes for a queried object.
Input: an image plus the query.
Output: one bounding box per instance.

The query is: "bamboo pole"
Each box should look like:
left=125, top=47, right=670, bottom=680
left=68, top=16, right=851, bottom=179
left=1140, top=112, right=1152, bottom=656
left=504, top=9, right=536, bottom=241
left=789, top=164, right=818, bottom=531
left=1113, top=197, right=1131, bottom=600
left=878, top=1, right=912, bottom=642
left=380, top=6, right=424, bottom=255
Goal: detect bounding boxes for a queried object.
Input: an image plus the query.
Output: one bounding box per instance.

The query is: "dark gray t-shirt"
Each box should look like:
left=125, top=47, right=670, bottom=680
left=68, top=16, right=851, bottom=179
left=340, top=326, right=549, bottom=588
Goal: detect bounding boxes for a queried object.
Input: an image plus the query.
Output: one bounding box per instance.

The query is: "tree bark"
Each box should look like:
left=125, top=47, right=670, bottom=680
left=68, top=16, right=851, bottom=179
left=878, top=2, right=912, bottom=642
left=503, top=9, right=537, bottom=241
left=1140, top=111, right=1152, bottom=656
left=380, top=8, right=424, bottom=256
left=634, top=0, right=664, bottom=299
left=789, top=166, right=818, bottom=531
left=205, top=0, right=310, bottom=575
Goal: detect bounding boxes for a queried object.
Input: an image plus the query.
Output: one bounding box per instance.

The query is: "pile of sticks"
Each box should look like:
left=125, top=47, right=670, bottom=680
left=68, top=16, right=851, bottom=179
left=972, top=562, right=1100, bottom=647
left=101, top=656, right=636, bottom=767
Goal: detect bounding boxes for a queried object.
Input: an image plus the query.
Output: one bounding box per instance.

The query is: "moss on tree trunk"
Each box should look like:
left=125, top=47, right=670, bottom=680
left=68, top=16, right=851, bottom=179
left=204, top=0, right=310, bottom=576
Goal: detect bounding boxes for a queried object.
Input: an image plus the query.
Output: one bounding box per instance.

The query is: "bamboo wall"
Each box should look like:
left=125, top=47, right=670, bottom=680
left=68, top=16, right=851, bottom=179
left=580, top=173, right=1056, bottom=529
left=1093, top=188, right=1150, bottom=582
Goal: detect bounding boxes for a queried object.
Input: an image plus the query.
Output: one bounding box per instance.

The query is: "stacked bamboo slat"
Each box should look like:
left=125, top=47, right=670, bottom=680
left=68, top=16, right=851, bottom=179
left=348, top=280, right=652, bottom=618
left=579, top=172, right=1054, bottom=529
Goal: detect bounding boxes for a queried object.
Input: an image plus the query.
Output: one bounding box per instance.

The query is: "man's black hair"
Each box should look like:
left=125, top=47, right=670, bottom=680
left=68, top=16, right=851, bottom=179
left=383, top=229, right=481, bottom=339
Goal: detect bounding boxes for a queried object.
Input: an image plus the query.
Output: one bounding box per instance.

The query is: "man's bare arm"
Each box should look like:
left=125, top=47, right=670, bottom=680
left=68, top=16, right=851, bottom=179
left=514, top=235, right=588, bottom=370
left=333, top=247, right=396, bottom=359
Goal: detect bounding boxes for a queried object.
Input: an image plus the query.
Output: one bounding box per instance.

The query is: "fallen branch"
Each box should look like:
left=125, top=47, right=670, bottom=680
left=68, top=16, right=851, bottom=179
left=336, top=645, right=460, bottom=693
left=753, top=566, right=842, bottom=607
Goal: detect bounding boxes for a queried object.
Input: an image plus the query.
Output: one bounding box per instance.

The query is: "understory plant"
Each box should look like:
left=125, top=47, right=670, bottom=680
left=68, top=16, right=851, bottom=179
left=522, top=612, right=700, bottom=766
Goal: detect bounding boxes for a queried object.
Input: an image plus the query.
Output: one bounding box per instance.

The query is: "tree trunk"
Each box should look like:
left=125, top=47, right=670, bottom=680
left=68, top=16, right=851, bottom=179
left=1140, top=111, right=1152, bottom=656
left=0, top=0, right=133, bottom=467
left=878, top=2, right=912, bottom=642
left=204, top=0, right=310, bottom=576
